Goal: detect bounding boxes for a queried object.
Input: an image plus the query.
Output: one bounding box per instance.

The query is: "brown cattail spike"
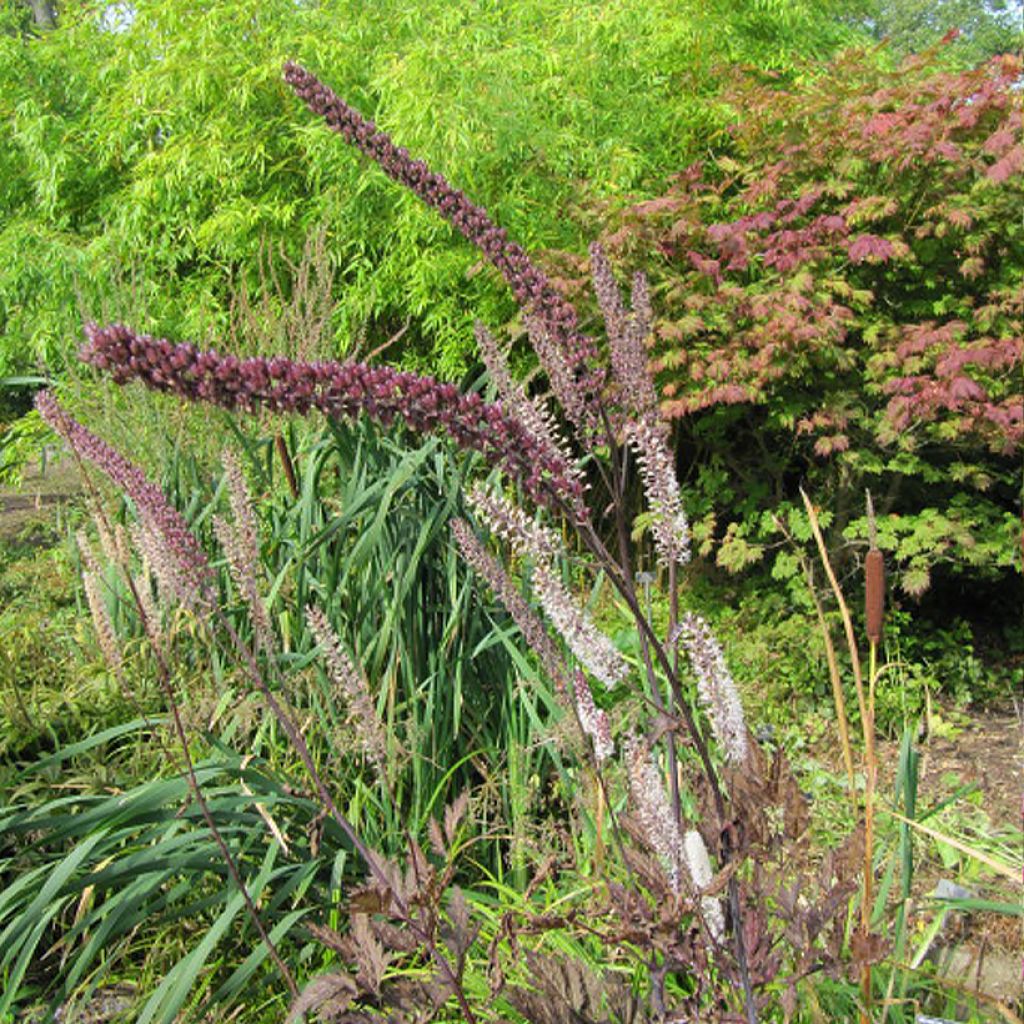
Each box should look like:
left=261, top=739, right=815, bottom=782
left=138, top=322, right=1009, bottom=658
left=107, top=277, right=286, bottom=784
left=864, top=490, right=885, bottom=645
left=865, top=549, right=885, bottom=645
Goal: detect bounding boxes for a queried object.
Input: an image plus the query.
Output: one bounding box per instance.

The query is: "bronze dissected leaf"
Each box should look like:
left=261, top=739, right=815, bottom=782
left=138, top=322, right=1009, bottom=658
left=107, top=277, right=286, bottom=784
left=350, top=912, right=388, bottom=993
left=287, top=971, right=358, bottom=1022
left=442, top=885, right=480, bottom=970
left=306, top=922, right=348, bottom=957
left=505, top=951, right=647, bottom=1024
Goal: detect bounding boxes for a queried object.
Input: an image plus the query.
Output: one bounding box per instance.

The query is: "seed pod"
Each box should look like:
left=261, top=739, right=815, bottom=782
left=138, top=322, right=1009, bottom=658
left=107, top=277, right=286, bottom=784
left=865, top=547, right=885, bottom=646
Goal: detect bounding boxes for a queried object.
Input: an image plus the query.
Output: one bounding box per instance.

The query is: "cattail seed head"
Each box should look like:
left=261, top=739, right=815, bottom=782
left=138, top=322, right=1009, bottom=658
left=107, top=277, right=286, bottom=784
left=865, top=548, right=885, bottom=646
left=864, top=489, right=885, bottom=646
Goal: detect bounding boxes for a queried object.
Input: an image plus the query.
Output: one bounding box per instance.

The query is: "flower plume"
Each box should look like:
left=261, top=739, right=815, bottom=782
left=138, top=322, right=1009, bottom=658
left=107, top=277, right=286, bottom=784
left=677, top=612, right=748, bottom=764
left=37, top=391, right=212, bottom=608
left=306, top=605, right=387, bottom=766
left=283, top=61, right=604, bottom=403
left=683, top=829, right=725, bottom=941
left=81, top=322, right=587, bottom=521
left=590, top=244, right=690, bottom=566
left=467, top=487, right=628, bottom=688
left=214, top=450, right=273, bottom=657
left=450, top=518, right=571, bottom=701
left=626, top=735, right=685, bottom=891
left=626, top=417, right=691, bottom=568
left=572, top=670, right=614, bottom=762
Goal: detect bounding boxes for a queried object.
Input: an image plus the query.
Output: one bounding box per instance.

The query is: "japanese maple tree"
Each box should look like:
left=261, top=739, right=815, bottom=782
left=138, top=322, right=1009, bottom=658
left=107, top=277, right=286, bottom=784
left=578, top=46, right=1022, bottom=597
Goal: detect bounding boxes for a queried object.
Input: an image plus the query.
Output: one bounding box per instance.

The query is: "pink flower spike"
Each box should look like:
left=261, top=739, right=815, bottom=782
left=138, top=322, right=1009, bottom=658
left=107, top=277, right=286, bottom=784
left=36, top=391, right=212, bottom=608
left=572, top=670, right=614, bottom=762
left=678, top=612, right=748, bottom=764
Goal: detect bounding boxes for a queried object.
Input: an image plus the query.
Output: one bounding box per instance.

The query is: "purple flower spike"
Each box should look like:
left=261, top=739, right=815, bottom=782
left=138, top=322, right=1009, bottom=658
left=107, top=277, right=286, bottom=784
left=81, top=322, right=588, bottom=520
left=282, top=61, right=604, bottom=403
left=36, top=391, right=213, bottom=607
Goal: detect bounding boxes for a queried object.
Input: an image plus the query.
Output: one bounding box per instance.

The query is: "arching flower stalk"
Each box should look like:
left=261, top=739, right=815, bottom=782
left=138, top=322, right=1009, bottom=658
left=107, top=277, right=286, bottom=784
left=283, top=61, right=605, bottom=405
left=81, top=322, right=587, bottom=522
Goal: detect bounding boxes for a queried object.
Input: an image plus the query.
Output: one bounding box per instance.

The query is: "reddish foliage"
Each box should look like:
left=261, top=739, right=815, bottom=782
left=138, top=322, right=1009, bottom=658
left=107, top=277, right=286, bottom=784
left=561, top=46, right=1022, bottom=590
left=598, top=51, right=1022, bottom=453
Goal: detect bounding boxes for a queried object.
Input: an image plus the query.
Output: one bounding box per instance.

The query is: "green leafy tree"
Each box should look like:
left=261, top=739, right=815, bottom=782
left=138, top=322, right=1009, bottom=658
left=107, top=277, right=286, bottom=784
left=863, top=0, right=1023, bottom=66
left=0, top=0, right=869, bottom=383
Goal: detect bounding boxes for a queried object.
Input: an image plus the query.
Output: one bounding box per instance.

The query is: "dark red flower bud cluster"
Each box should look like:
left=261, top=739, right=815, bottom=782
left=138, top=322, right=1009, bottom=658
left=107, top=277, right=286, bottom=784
left=81, top=322, right=588, bottom=519
left=282, top=61, right=604, bottom=401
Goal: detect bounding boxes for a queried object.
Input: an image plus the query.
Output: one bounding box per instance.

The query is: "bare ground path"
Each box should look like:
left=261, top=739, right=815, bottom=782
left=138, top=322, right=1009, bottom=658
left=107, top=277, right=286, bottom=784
left=0, top=455, right=84, bottom=542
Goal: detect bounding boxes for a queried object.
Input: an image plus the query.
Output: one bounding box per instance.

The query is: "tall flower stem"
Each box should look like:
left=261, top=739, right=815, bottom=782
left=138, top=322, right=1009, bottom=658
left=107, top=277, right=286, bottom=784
left=80, top=323, right=587, bottom=521
left=608, top=436, right=683, bottom=830
left=575, top=517, right=759, bottom=1024
left=801, top=488, right=875, bottom=1024
left=283, top=62, right=603, bottom=397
